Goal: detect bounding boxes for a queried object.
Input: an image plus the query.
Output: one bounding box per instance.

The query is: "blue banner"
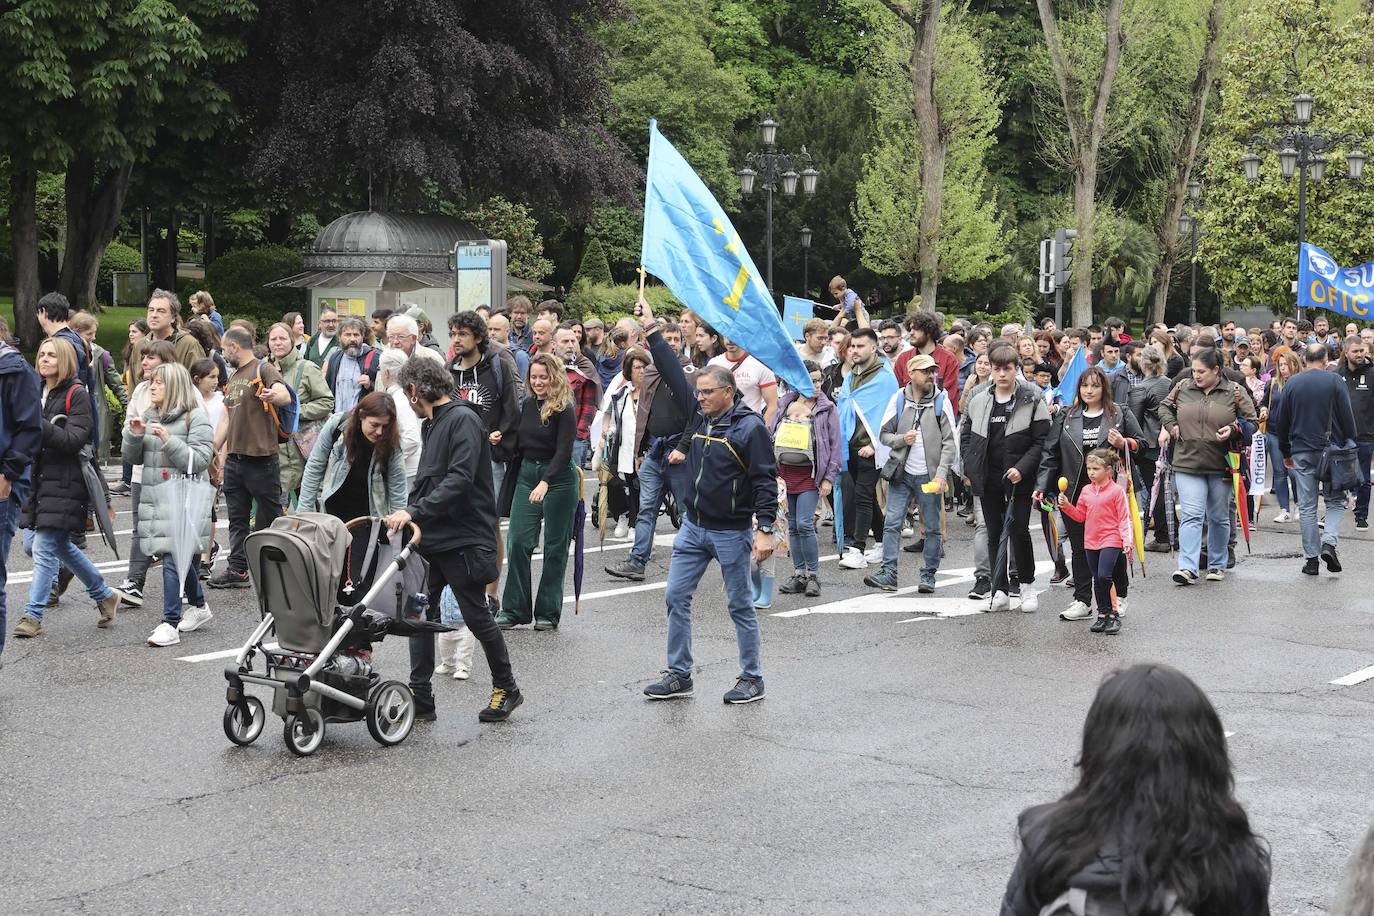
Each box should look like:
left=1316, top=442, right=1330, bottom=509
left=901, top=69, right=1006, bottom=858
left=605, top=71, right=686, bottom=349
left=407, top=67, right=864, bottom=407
left=782, top=296, right=814, bottom=342
left=1052, top=346, right=1088, bottom=404
left=1297, top=243, right=1374, bottom=319
left=641, top=120, right=814, bottom=395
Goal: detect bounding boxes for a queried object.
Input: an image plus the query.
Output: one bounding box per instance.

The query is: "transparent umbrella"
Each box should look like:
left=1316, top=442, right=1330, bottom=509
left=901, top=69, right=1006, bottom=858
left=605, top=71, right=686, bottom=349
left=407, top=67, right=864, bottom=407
left=164, top=447, right=216, bottom=586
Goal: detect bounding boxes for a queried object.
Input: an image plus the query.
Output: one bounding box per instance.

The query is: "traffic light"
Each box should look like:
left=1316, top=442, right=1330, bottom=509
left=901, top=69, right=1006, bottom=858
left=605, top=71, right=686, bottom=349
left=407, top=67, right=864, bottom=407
left=1039, top=239, right=1055, bottom=294
left=1054, top=228, right=1079, bottom=288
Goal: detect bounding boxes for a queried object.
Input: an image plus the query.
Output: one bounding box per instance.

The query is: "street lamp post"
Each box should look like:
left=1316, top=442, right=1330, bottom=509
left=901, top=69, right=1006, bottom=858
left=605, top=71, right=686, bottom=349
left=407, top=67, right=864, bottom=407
left=1178, top=179, right=1202, bottom=326
left=737, top=116, right=818, bottom=293
left=800, top=225, right=812, bottom=297
left=1241, top=92, right=1364, bottom=320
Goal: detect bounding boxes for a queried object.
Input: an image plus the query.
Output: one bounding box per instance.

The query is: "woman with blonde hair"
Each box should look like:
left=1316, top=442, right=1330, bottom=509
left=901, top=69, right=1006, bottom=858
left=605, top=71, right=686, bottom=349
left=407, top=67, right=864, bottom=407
left=496, top=353, right=578, bottom=630
left=123, top=362, right=215, bottom=646
left=1260, top=348, right=1302, bottom=523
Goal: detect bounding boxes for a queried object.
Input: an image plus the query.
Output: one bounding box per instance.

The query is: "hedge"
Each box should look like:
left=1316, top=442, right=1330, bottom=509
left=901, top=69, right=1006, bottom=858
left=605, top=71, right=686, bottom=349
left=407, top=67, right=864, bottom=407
left=563, top=282, right=683, bottom=322
left=203, top=245, right=306, bottom=329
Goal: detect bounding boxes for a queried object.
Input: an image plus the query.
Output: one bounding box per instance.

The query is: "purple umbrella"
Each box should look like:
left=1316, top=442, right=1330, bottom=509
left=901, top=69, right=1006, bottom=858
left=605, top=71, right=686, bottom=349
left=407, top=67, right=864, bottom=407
left=573, top=468, right=587, bottom=614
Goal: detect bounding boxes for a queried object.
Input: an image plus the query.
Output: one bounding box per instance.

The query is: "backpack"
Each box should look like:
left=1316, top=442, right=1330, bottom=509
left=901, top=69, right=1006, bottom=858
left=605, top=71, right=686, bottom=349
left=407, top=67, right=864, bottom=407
left=254, top=360, right=299, bottom=443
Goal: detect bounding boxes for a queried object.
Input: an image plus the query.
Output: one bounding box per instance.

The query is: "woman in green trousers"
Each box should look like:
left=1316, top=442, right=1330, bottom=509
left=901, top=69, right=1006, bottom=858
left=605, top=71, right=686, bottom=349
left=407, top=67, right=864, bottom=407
left=497, top=353, right=578, bottom=630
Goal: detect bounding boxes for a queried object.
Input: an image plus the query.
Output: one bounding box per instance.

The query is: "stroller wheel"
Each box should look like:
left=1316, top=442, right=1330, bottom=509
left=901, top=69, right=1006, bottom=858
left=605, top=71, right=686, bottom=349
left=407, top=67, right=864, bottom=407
left=366, top=680, right=416, bottom=746
left=222, top=696, right=265, bottom=746
left=283, top=708, right=325, bottom=756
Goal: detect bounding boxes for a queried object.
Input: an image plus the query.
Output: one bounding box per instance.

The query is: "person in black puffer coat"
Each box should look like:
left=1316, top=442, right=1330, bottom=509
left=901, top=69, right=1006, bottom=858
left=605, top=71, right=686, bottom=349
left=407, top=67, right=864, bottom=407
left=13, top=338, right=127, bottom=639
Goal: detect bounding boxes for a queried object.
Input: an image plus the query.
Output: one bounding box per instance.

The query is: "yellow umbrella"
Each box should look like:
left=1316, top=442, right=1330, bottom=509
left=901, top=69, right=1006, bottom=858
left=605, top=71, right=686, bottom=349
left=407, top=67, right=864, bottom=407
left=1120, top=449, right=1147, bottom=574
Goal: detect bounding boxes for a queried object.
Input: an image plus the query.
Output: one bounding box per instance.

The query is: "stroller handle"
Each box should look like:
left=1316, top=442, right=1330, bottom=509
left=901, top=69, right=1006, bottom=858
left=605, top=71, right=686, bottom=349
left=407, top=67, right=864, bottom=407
left=345, top=515, right=421, bottom=547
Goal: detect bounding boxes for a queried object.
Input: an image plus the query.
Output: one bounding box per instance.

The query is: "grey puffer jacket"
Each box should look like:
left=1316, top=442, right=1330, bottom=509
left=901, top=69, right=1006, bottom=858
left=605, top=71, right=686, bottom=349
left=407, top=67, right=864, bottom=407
left=122, top=406, right=214, bottom=558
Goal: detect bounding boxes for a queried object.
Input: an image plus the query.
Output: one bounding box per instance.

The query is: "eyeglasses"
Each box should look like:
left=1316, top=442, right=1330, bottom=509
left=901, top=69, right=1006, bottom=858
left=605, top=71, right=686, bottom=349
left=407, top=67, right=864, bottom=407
left=695, top=387, right=725, bottom=398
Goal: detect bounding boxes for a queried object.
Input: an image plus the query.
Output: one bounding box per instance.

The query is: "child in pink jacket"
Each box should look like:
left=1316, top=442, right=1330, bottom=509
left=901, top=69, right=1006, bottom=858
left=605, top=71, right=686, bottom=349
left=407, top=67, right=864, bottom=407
left=1058, top=448, right=1132, bottom=635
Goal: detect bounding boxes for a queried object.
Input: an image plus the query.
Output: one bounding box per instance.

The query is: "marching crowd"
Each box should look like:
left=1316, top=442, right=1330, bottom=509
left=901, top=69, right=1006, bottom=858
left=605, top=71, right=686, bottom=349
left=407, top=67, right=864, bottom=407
left=1, top=286, right=1371, bottom=685
left=7, top=284, right=1374, bottom=912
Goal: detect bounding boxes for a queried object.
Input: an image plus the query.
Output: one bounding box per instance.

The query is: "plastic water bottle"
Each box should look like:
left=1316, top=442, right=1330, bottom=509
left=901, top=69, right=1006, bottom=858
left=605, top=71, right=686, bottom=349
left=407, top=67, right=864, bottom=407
left=332, top=654, right=373, bottom=677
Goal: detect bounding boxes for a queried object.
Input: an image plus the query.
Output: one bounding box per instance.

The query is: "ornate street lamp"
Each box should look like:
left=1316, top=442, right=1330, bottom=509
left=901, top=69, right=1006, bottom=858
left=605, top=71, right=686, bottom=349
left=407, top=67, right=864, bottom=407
left=736, top=118, right=820, bottom=292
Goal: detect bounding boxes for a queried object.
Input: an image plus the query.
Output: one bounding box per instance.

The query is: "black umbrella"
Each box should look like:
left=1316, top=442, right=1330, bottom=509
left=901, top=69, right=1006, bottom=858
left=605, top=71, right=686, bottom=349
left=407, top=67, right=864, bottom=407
left=989, top=477, right=1020, bottom=610
left=80, top=450, right=119, bottom=558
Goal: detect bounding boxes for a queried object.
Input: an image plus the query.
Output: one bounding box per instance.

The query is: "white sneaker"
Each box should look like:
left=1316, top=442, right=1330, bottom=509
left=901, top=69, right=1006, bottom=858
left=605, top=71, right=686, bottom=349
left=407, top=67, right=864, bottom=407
left=838, top=547, right=869, bottom=570
left=1116, top=597, right=1129, bottom=617
left=434, top=662, right=457, bottom=676
left=1272, top=510, right=1291, bottom=523
left=147, top=622, right=180, bottom=647
left=901, top=524, right=915, bottom=538
left=177, top=604, right=213, bottom=633
left=453, top=666, right=471, bottom=681
left=1059, top=600, right=1093, bottom=621
left=613, top=520, right=629, bottom=539
left=989, top=591, right=1011, bottom=612
left=863, top=544, right=883, bottom=564
left=1018, top=589, right=1038, bottom=613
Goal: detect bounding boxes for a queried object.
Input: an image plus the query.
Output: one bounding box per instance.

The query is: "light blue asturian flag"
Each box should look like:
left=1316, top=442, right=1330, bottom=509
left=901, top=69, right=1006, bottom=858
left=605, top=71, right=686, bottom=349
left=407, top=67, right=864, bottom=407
left=782, top=296, right=815, bottom=342
left=1052, top=346, right=1089, bottom=405
left=641, top=120, right=814, bottom=396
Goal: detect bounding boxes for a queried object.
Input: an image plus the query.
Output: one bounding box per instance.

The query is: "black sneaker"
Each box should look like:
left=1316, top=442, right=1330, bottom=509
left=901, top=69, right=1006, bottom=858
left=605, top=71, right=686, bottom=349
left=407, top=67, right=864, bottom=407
left=1358, top=520, right=1370, bottom=532
left=723, top=676, right=765, bottom=704
left=108, top=481, right=131, bottom=497
left=1172, top=569, right=1198, bottom=586
left=903, top=538, right=925, bottom=554
left=644, top=671, right=693, bottom=700
left=1302, top=557, right=1321, bottom=576
left=1050, top=565, right=1070, bottom=584
left=478, top=686, right=523, bottom=722
left=967, top=577, right=991, bottom=600
left=208, top=569, right=250, bottom=589
left=1144, top=541, right=1172, bottom=553
left=1090, top=614, right=1109, bottom=633
left=1103, top=614, right=1121, bottom=636
left=118, top=582, right=144, bottom=607
left=414, top=700, right=437, bottom=723
left=605, top=559, right=646, bottom=581
left=777, top=574, right=808, bottom=595
left=1321, top=544, right=1342, bottom=573
left=804, top=575, right=821, bottom=598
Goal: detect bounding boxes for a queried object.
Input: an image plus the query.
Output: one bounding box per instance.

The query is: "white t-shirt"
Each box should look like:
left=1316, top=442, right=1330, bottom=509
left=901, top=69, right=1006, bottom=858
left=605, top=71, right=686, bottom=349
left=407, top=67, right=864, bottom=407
left=709, top=353, right=777, bottom=415
left=795, top=341, right=837, bottom=369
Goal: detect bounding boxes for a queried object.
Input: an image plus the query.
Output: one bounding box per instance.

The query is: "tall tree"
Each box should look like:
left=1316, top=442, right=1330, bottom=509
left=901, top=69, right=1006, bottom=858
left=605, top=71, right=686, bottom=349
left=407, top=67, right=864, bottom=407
left=855, top=6, right=1006, bottom=304
left=1148, top=0, right=1225, bottom=325
left=0, top=0, right=253, bottom=346
left=1035, top=0, right=1127, bottom=326
left=231, top=0, right=639, bottom=220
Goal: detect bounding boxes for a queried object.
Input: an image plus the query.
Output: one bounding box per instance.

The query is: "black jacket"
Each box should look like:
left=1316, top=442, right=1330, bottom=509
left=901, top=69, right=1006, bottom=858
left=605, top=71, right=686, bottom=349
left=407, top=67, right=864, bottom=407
left=1334, top=358, right=1374, bottom=442
left=448, top=343, right=518, bottom=461
left=1127, top=374, right=1172, bottom=450
left=1036, top=404, right=1146, bottom=502
left=0, top=343, right=42, bottom=488
left=21, top=378, right=93, bottom=532
left=648, top=327, right=777, bottom=530
left=406, top=399, right=497, bottom=556
left=958, top=379, right=1052, bottom=497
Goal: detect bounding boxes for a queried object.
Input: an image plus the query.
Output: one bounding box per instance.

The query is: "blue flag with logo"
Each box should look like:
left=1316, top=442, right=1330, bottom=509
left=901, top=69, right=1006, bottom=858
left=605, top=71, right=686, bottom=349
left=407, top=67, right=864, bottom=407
left=641, top=120, right=814, bottom=396
left=782, top=296, right=814, bottom=342
left=1297, top=243, right=1374, bottom=319
left=1053, top=346, right=1088, bottom=405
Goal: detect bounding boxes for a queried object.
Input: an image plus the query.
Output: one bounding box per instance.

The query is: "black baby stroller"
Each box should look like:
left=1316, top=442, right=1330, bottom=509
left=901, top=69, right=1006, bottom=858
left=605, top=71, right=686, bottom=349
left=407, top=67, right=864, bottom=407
left=222, top=513, right=447, bottom=756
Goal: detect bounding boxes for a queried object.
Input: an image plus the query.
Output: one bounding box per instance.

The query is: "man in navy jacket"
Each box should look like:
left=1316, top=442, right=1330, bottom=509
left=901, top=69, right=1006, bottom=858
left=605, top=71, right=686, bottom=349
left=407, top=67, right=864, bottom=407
left=638, top=298, right=778, bottom=705
left=0, top=324, right=43, bottom=669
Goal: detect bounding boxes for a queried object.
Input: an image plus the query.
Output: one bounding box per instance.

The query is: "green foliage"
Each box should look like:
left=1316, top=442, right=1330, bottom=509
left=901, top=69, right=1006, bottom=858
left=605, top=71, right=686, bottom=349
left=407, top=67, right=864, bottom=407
left=1200, top=0, right=1374, bottom=310
left=573, top=238, right=614, bottom=288
left=605, top=0, right=754, bottom=200
left=563, top=282, right=683, bottom=321
left=221, top=210, right=270, bottom=247
left=202, top=245, right=306, bottom=328
left=464, top=196, right=554, bottom=283
left=96, top=242, right=143, bottom=306
left=965, top=301, right=1036, bottom=329
left=853, top=9, right=1009, bottom=286
left=589, top=206, right=643, bottom=281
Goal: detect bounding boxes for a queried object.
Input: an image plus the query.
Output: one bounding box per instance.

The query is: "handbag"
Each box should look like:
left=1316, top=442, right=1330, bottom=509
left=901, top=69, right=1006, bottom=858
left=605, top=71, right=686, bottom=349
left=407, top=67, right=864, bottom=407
left=1321, top=443, right=1363, bottom=493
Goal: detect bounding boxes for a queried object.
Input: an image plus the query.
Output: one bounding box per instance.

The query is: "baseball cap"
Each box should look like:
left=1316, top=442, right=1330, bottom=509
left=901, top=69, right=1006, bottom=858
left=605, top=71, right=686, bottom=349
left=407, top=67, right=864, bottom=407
left=584, top=317, right=605, bottom=329
left=907, top=353, right=937, bottom=372
left=1235, top=336, right=1252, bottom=348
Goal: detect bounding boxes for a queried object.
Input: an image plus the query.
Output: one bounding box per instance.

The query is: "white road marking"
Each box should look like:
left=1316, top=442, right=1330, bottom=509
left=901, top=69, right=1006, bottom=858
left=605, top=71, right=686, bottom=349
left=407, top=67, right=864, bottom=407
left=773, top=562, right=1054, bottom=619
left=8, top=559, right=130, bottom=586
left=178, top=642, right=279, bottom=663
left=1331, top=664, right=1374, bottom=687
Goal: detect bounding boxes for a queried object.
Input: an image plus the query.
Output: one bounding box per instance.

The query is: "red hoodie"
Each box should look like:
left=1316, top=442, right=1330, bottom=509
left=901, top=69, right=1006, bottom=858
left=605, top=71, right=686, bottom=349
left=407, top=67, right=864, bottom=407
left=1059, top=477, right=1131, bottom=551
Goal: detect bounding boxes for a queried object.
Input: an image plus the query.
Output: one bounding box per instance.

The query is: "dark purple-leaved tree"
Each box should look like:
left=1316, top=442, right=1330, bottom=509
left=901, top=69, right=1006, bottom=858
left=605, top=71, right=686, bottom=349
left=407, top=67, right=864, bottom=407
left=230, top=0, right=641, bottom=218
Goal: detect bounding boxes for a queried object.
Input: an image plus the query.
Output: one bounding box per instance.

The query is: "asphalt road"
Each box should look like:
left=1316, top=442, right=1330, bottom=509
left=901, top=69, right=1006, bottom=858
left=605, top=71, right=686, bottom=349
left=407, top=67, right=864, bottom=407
left=1, top=489, right=1372, bottom=914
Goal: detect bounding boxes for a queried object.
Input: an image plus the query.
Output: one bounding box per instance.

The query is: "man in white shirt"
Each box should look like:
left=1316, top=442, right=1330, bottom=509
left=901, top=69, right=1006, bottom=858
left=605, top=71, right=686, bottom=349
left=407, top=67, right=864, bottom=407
left=796, top=318, right=836, bottom=368
left=710, top=338, right=779, bottom=424
left=385, top=314, right=444, bottom=364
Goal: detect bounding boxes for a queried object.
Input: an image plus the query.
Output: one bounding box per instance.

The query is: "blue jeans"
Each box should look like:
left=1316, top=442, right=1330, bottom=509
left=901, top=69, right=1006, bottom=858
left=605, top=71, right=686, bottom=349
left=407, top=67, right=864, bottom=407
left=571, top=438, right=590, bottom=471
left=881, top=472, right=942, bottom=579
left=0, top=488, right=25, bottom=656
left=630, top=451, right=688, bottom=566
left=1266, top=433, right=1295, bottom=511
left=24, top=528, right=115, bottom=622
left=786, top=487, right=820, bottom=574
left=1175, top=472, right=1231, bottom=574
left=664, top=520, right=761, bottom=680
left=1290, top=450, right=1346, bottom=558
left=1354, top=442, right=1374, bottom=523
left=161, top=554, right=205, bottom=625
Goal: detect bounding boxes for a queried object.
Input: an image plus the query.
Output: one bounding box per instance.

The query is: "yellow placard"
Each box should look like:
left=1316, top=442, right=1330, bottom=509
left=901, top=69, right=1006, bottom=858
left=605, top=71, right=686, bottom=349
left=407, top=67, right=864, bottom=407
left=776, top=420, right=812, bottom=452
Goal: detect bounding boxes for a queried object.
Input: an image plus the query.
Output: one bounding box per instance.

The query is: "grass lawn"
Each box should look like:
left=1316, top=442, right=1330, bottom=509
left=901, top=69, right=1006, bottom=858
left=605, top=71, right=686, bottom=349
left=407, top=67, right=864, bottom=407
left=0, top=296, right=149, bottom=361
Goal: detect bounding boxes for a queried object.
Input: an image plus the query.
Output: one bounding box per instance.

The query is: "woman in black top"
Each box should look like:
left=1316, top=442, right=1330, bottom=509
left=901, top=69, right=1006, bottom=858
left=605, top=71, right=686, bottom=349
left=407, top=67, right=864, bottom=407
left=1000, top=664, right=1269, bottom=916
left=496, top=353, right=578, bottom=630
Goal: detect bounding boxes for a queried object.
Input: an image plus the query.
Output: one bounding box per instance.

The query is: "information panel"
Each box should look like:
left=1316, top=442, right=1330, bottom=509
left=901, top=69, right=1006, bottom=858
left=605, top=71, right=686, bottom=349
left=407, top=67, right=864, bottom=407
left=454, top=239, right=507, bottom=313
